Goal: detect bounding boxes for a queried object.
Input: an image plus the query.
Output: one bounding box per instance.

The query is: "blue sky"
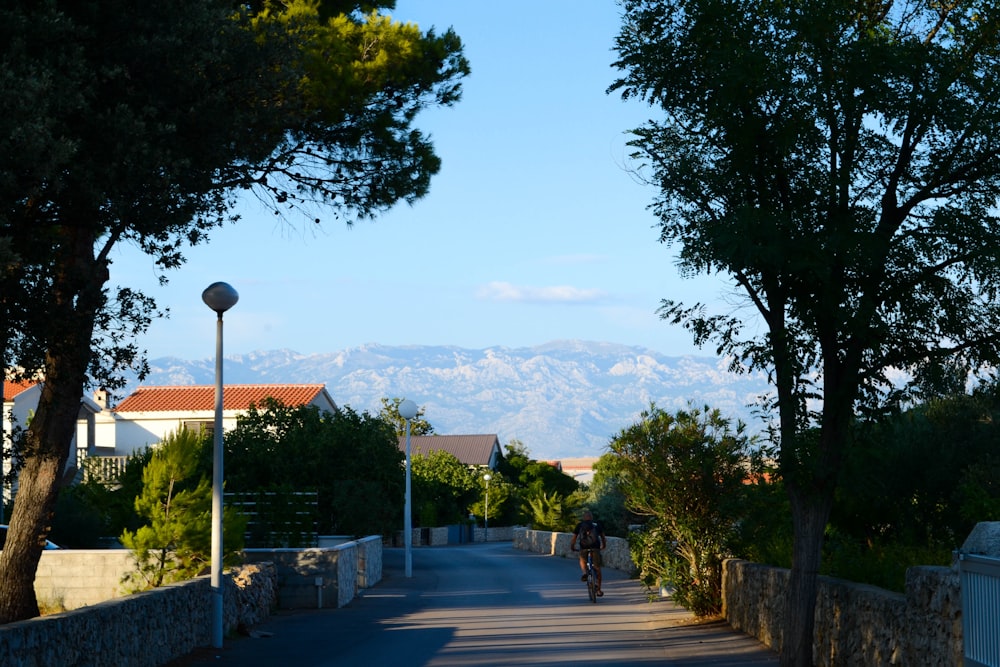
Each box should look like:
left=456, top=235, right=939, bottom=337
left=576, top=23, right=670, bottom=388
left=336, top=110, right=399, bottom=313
left=111, top=1, right=735, bottom=361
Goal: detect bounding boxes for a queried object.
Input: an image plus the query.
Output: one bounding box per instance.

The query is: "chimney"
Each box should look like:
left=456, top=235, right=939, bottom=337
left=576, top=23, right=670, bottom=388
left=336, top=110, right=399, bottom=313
left=93, top=388, right=108, bottom=409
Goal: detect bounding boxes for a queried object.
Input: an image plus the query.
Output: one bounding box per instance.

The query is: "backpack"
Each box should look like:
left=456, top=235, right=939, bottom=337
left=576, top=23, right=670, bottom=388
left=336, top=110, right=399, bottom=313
left=579, top=521, right=600, bottom=549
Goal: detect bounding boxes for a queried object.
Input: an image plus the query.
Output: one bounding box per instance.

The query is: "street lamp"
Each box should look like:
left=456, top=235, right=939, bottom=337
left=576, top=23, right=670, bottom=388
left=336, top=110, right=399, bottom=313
left=483, top=473, right=492, bottom=543
left=202, top=281, right=238, bottom=650
left=398, top=398, right=418, bottom=578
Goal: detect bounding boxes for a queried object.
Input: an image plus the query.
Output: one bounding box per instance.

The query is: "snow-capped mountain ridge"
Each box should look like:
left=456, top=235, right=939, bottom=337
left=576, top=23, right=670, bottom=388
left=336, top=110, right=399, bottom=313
left=133, top=340, right=771, bottom=459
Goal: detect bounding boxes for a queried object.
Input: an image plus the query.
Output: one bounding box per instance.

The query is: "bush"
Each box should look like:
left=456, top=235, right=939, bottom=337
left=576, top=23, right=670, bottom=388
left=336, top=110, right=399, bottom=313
left=121, top=428, right=246, bottom=591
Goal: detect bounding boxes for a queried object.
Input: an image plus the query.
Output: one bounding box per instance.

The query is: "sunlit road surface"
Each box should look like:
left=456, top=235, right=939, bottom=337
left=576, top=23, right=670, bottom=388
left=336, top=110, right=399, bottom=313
left=170, top=542, right=778, bottom=666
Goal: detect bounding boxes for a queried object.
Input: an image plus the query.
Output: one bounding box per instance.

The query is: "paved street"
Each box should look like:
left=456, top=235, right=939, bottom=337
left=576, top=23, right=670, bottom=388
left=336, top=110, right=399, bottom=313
left=169, top=543, right=777, bottom=666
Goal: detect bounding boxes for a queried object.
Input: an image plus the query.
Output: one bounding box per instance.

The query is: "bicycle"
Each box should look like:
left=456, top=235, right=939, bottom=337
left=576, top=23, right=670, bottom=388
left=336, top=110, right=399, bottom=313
left=575, top=547, right=600, bottom=603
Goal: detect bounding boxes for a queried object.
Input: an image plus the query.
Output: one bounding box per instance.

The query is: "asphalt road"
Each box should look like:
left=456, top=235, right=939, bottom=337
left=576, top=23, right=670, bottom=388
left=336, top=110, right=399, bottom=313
left=169, top=543, right=778, bottom=666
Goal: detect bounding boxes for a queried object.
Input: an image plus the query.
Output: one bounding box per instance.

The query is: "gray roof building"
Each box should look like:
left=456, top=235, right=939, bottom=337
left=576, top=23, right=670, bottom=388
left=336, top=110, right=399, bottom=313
left=398, top=434, right=501, bottom=469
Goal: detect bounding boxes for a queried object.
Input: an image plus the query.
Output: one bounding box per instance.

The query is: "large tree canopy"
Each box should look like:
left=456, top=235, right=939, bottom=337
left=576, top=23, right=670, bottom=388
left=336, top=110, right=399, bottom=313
left=0, top=0, right=467, bottom=623
left=612, top=1, right=1000, bottom=663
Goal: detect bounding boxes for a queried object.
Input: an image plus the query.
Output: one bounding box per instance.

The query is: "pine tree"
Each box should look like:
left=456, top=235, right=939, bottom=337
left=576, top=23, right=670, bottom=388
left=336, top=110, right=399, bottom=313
left=121, top=428, right=246, bottom=590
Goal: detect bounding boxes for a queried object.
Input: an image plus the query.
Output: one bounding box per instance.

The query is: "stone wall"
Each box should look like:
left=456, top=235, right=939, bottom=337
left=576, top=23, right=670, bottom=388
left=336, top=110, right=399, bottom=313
left=723, top=559, right=962, bottom=666
left=239, top=536, right=384, bottom=609
left=356, top=535, right=383, bottom=589
left=512, top=528, right=637, bottom=576
left=389, top=524, right=519, bottom=546
left=475, top=525, right=517, bottom=543
left=0, top=563, right=276, bottom=667
left=2, top=535, right=382, bottom=666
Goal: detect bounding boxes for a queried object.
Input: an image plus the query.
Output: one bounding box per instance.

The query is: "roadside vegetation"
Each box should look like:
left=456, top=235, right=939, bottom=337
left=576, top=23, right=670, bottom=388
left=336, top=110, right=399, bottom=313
left=593, top=381, right=1000, bottom=618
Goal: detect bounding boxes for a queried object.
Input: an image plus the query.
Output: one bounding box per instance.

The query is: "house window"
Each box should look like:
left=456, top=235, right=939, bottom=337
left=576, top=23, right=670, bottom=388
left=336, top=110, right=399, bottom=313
left=183, top=421, right=215, bottom=439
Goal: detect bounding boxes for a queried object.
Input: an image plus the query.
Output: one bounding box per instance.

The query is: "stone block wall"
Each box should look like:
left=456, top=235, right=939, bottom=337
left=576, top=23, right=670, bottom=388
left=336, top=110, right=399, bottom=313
left=512, top=528, right=637, bottom=576
left=475, top=525, right=517, bottom=543
left=2, top=535, right=380, bottom=666
left=723, top=559, right=962, bottom=666
left=0, top=563, right=276, bottom=667
left=356, top=534, right=383, bottom=589
left=389, top=524, right=518, bottom=546
left=33, top=549, right=135, bottom=610
left=243, top=543, right=357, bottom=609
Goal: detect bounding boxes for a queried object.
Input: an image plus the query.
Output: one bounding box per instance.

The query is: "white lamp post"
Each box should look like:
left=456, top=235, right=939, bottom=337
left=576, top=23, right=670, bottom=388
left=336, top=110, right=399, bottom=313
left=483, top=473, right=492, bottom=543
left=398, top=398, right=418, bottom=578
left=202, top=281, right=238, bottom=649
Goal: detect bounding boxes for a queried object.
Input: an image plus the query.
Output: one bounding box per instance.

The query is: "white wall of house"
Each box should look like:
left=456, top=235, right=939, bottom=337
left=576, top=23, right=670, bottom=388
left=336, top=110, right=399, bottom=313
left=93, top=409, right=243, bottom=457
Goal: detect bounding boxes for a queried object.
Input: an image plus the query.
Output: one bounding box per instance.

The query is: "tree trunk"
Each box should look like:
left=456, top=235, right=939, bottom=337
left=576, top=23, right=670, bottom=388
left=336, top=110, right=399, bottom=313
left=781, top=481, right=835, bottom=666
left=0, top=368, right=88, bottom=622
left=0, top=451, right=66, bottom=619
left=0, top=224, right=101, bottom=624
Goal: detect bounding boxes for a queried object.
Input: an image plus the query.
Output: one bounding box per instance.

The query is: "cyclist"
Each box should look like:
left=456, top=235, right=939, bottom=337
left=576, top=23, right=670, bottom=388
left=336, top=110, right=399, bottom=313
left=570, top=510, right=607, bottom=596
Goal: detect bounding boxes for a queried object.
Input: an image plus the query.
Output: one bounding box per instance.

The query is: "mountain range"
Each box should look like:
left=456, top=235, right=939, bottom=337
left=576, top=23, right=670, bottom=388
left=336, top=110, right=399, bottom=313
left=132, top=340, right=773, bottom=460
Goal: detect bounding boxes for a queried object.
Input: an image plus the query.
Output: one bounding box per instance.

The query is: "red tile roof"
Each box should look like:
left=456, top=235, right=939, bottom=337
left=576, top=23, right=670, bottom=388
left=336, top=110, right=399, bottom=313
left=114, top=384, right=330, bottom=412
left=399, top=434, right=501, bottom=467
left=2, top=378, right=37, bottom=401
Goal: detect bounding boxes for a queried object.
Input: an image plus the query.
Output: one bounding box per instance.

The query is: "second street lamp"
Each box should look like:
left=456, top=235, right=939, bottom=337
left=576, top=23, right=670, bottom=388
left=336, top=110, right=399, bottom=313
left=398, top=398, right=418, bottom=578
left=483, top=473, right=491, bottom=543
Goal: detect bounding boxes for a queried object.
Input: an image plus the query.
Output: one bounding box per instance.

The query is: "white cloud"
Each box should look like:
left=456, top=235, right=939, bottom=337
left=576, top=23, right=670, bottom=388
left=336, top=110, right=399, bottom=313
left=476, top=281, right=608, bottom=304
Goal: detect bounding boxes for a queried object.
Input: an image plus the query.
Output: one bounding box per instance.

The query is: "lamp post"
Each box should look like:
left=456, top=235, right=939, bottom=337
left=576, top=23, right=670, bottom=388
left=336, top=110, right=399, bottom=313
left=202, top=281, right=238, bottom=650
left=398, top=398, right=418, bottom=578
left=483, top=473, right=492, bottom=543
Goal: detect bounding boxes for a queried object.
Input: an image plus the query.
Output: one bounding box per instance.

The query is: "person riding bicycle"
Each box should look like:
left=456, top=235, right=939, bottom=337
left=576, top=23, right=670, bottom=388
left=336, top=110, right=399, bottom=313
left=570, top=510, right=607, bottom=596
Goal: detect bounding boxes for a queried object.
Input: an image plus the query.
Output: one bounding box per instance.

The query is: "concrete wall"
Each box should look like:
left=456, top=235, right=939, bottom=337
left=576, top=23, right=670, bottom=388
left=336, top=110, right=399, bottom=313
left=33, top=549, right=135, bottom=610
left=0, top=563, right=276, bottom=667
left=723, top=560, right=962, bottom=666
left=512, top=528, right=637, bottom=575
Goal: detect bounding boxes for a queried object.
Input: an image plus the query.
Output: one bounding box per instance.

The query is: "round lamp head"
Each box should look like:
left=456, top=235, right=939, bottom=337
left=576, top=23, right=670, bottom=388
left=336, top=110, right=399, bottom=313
left=398, top=399, right=418, bottom=421
left=483, top=473, right=492, bottom=482
left=202, top=282, right=239, bottom=314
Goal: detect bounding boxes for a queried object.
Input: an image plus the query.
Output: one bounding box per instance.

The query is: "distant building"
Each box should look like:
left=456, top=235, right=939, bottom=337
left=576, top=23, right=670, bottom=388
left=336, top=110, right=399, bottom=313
left=559, top=456, right=600, bottom=485
left=398, top=434, right=502, bottom=470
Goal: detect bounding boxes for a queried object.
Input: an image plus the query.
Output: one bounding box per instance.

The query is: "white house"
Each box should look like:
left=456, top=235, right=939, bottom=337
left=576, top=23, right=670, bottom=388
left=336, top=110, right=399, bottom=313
left=2, top=377, right=104, bottom=508
left=93, top=384, right=338, bottom=456
left=3, top=381, right=337, bottom=479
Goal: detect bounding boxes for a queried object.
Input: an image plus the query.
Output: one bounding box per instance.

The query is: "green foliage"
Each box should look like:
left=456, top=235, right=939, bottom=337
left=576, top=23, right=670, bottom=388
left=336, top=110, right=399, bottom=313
left=380, top=397, right=435, bottom=437
left=524, top=490, right=574, bottom=532
left=121, top=429, right=246, bottom=591
left=50, top=485, right=108, bottom=549
left=496, top=439, right=580, bottom=524
left=733, top=476, right=793, bottom=570
left=821, top=529, right=952, bottom=593
left=468, top=473, right=513, bottom=528
left=49, top=451, right=152, bottom=548
left=612, top=1, right=1000, bottom=655
left=411, top=450, right=477, bottom=526
left=609, top=403, right=759, bottom=616
left=822, top=384, right=1000, bottom=589
left=223, top=399, right=403, bottom=538
left=582, top=453, right=636, bottom=539
left=0, top=0, right=467, bottom=624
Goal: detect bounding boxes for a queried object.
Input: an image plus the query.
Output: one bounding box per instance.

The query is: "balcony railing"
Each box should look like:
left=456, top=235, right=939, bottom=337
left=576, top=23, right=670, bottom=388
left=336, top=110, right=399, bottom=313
left=76, top=452, right=130, bottom=485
